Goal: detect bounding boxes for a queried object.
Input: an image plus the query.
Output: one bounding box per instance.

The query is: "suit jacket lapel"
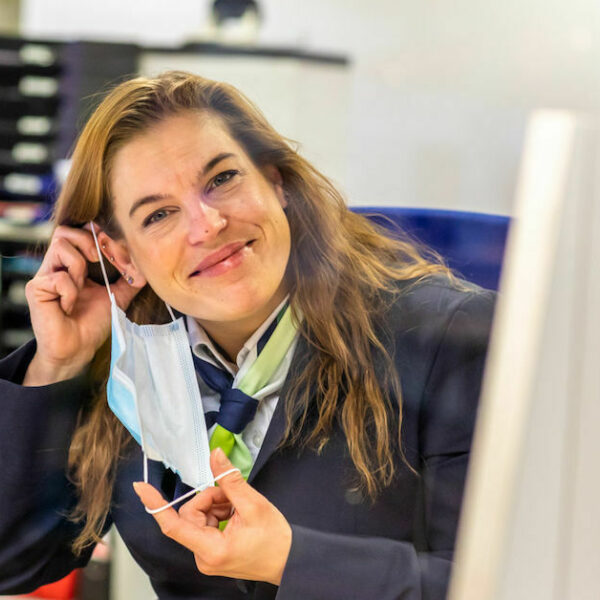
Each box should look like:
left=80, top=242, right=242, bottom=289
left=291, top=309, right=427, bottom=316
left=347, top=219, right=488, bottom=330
left=248, top=333, right=313, bottom=484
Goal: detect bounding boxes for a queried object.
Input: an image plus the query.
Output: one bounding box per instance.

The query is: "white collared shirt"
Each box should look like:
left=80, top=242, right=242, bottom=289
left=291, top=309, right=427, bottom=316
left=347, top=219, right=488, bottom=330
left=185, top=296, right=299, bottom=462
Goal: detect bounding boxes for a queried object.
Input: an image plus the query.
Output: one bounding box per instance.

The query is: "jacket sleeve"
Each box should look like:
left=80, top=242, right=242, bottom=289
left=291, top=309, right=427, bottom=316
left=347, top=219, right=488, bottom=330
left=0, top=340, right=105, bottom=594
left=276, top=290, right=495, bottom=600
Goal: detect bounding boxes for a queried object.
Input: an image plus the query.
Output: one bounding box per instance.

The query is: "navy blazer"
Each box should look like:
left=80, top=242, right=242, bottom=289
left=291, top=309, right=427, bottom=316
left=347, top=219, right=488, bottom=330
left=0, top=277, right=495, bottom=599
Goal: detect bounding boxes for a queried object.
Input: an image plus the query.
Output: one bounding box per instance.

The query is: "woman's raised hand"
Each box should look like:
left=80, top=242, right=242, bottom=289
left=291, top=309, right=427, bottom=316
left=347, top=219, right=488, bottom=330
left=23, top=224, right=139, bottom=386
left=134, top=448, right=293, bottom=586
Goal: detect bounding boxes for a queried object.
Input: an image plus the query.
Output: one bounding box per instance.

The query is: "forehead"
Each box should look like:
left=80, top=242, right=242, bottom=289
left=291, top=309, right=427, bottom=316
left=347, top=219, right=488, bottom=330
left=109, top=113, right=244, bottom=202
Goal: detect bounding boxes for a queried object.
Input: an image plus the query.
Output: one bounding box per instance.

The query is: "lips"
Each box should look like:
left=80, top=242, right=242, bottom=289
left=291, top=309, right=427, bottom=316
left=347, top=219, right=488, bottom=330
left=189, top=241, right=252, bottom=276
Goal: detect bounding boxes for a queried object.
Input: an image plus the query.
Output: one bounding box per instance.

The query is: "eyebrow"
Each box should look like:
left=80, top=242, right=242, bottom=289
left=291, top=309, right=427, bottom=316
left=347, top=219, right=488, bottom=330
left=127, top=152, right=236, bottom=218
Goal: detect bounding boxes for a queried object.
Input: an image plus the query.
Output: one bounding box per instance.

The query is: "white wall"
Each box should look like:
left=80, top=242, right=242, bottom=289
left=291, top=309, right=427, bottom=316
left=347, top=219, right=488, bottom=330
left=0, top=0, right=19, bottom=34
left=21, top=0, right=600, bottom=214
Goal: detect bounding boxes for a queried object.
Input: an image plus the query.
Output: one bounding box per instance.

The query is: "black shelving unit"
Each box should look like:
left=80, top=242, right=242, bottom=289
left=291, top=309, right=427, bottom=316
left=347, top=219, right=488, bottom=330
left=0, top=221, right=49, bottom=357
left=0, top=35, right=139, bottom=359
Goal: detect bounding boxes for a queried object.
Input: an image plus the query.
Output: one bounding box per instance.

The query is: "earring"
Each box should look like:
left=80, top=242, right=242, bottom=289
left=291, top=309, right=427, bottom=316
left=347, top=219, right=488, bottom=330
left=102, top=244, right=106, bottom=249
left=127, top=276, right=134, bottom=285
left=109, top=256, right=115, bottom=262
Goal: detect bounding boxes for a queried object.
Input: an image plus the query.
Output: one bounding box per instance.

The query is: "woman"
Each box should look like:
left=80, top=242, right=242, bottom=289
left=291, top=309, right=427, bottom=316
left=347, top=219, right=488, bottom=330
left=0, top=71, right=495, bottom=599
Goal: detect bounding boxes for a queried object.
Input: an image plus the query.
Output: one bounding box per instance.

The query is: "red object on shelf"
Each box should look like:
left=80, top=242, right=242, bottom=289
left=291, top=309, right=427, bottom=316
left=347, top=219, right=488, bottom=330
left=21, top=570, right=80, bottom=599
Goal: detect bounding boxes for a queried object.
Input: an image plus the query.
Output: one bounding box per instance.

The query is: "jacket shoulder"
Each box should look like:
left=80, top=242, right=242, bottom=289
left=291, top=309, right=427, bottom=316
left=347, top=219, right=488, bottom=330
left=380, top=274, right=496, bottom=335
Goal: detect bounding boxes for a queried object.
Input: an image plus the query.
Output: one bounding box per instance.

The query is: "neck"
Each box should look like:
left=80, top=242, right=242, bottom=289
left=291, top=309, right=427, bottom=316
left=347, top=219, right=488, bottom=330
left=197, top=287, right=288, bottom=362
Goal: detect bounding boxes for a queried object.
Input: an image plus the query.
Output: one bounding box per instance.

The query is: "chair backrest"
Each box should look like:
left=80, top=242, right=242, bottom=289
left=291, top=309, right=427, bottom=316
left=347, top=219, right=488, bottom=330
left=352, top=207, right=510, bottom=291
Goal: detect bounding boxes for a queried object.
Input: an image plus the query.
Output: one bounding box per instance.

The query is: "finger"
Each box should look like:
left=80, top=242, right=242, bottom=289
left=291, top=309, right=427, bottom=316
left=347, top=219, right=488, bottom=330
left=178, top=488, right=219, bottom=524
left=179, top=505, right=208, bottom=529
left=177, top=485, right=231, bottom=528
left=210, top=448, right=262, bottom=512
left=50, top=225, right=100, bottom=264
left=180, top=502, right=232, bottom=529
left=40, top=237, right=89, bottom=289
left=178, top=486, right=227, bottom=514
left=207, top=502, right=235, bottom=522
left=199, top=484, right=229, bottom=505
left=178, top=494, right=231, bottom=530
left=205, top=509, right=227, bottom=529
left=30, top=270, right=80, bottom=315
left=133, top=482, right=221, bottom=553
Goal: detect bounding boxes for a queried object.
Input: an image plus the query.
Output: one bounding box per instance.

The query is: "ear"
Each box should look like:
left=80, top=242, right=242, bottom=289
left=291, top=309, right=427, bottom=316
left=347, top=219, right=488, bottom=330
left=96, top=229, right=147, bottom=289
left=263, top=165, right=286, bottom=209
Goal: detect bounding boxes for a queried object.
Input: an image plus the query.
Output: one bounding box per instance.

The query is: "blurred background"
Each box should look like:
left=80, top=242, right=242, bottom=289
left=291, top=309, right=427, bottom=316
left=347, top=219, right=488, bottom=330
left=3, top=0, right=599, bottom=358
left=0, top=1, right=598, bottom=599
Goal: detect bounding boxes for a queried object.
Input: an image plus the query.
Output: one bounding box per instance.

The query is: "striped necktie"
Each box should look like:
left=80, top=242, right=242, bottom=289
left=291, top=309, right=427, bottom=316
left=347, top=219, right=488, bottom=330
left=193, top=303, right=298, bottom=478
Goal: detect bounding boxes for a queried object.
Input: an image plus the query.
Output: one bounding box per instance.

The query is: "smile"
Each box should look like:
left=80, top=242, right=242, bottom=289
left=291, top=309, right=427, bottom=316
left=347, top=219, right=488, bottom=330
left=189, top=241, right=255, bottom=278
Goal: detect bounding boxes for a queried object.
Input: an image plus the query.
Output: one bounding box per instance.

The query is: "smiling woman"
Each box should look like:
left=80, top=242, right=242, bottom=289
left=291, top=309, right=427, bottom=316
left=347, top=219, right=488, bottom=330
left=0, top=71, right=495, bottom=600
left=100, top=112, right=291, bottom=356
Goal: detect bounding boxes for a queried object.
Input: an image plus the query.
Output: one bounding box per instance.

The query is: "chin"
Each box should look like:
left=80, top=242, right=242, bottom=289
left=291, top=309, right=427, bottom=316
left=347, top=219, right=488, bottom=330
left=216, top=299, right=272, bottom=322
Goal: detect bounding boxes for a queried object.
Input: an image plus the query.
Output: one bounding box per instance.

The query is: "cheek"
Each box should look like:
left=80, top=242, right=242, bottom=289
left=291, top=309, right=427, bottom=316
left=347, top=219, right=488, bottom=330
left=272, top=213, right=291, bottom=255
left=129, top=238, right=180, bottom=285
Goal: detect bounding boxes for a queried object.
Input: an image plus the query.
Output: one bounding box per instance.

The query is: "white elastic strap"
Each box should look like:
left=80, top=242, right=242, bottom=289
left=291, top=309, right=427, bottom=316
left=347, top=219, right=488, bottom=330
left=89, top=221, right=177, bottom=322
left=165, top=303, right=176, bottom=322
left=89, top=222, right=112, bottom=296
left=144, top=467, right=241, bottom=515
left=143, top=452, right=149, bottom=484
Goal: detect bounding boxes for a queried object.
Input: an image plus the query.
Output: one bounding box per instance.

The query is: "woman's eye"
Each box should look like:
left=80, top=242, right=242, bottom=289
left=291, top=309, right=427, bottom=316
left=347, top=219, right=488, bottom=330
left=211, top=170, right=239, bottom=189
left=143, top=209, right=170, bottom=227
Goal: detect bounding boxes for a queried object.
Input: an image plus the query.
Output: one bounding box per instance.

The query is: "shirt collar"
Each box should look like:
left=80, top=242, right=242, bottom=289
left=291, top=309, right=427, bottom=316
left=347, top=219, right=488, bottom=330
left=186, top=295, right=290, bottom=375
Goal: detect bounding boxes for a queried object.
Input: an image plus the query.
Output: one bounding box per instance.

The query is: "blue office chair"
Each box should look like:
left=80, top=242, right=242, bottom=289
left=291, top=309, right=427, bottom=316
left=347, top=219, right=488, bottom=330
left=352, top=207, right=510, bottom=292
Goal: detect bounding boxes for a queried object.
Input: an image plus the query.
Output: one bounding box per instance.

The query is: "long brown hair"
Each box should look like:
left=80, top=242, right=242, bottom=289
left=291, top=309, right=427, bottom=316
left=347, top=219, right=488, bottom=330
left=53, top=71, right=452, bottom=553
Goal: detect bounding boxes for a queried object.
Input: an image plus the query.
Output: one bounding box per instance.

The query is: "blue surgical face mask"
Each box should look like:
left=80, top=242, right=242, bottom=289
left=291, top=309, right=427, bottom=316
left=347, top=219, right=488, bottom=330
left=90, top=224, right=212, bottom=497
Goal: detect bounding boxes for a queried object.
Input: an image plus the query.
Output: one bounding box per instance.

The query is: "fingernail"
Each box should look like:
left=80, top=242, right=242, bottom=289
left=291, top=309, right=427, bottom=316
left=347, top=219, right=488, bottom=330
left=215, top=447, right=228, bottom=467
left=132, top=482, right=142, bottom=495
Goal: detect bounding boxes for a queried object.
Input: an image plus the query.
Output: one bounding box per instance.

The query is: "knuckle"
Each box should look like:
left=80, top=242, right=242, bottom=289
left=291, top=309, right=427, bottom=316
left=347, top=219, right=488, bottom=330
left=24, top=280, right=36, bottom=303
left=51, top=235, right=68, bottom=252
left=205, top=546, right=226, bottom=569
left=51, top=227, right=65, bottom=241
left=52, top=270, right=70, bottom=285
left=196, top=558, right=214, bottom=576
left=158, top=520, right=175, bottom=537
left=53, top=224, right=78, bottom=240
left=53, top=225, right=69, bottom=235
left=24, top=278, right=36, bottom=294
left=244, top=501, right=261, bottom=520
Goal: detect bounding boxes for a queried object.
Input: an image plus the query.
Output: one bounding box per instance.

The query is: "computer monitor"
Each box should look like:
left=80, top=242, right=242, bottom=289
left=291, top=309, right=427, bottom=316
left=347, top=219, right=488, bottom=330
left=448, top=110, right=600, bottom=600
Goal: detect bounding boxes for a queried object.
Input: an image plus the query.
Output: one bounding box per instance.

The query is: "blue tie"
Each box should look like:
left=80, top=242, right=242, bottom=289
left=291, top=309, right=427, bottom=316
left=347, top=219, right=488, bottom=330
left=192, top=357, right=257, bottom=432
left=193, top=313, right=279, bottom=431
left=171, top=308, right=282, bottom=499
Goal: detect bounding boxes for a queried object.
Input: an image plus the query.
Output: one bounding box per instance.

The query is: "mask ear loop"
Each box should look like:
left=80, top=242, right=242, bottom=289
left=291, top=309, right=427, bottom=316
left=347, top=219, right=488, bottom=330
left=89, top=221, right=177, bottom=323
left=89, top=222, right=112, bottom=298
left=90, top=221, right=155, bottom=483
left=165, top=303, right=176, bottom=322
left=90, top=223, right=179, bottom=483
left=144, top=467, right=241, bottom=514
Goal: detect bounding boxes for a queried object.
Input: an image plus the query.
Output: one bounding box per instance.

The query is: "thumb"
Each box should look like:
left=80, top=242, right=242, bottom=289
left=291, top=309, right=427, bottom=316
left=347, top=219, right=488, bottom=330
left=210, top=448, right=256, bottom=509
left=110, top=276, right=142, bottom=311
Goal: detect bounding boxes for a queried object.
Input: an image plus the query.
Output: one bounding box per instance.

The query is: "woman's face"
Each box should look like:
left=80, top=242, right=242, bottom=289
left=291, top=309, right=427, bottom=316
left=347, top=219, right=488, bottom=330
left=106, top=111, right=291, bottom=332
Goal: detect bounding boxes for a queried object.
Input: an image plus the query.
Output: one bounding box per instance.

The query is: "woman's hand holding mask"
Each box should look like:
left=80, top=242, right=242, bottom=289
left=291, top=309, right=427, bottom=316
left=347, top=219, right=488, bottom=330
left=23, top=225, right=140, bottom=386
left=134, top=448, right=293, bottom=586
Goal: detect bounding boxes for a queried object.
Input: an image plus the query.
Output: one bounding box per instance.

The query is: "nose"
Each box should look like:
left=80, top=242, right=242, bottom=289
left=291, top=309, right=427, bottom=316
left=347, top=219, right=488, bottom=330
left=186, top=200, right=227, bottom=244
